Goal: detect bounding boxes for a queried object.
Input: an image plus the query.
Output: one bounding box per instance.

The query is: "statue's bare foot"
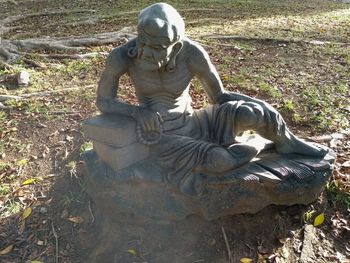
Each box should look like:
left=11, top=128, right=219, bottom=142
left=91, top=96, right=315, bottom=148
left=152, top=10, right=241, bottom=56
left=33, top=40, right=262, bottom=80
left=275, top=134, right=328, bottom=157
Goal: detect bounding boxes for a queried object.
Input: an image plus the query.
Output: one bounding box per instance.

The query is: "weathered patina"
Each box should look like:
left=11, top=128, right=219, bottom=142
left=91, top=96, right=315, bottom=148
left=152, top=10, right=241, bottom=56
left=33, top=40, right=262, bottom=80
left=82, top=3, right=334, bottom=220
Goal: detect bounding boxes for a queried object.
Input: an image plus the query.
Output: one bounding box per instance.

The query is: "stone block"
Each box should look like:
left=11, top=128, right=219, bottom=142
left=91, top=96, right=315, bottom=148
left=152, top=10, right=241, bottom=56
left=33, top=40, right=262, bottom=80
left=82, top=114, right=137, bottom=147
left=93, top=141, right=149, bottom=171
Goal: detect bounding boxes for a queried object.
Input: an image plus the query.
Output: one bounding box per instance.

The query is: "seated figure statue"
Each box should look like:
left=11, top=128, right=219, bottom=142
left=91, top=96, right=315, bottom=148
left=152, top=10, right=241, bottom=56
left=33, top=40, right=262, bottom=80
left=83, top=3, right=334, bottom=220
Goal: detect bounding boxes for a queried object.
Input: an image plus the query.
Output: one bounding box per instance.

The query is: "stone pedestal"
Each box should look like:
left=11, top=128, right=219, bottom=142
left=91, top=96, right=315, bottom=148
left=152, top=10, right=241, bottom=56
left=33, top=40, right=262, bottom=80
left=83, top=114, right=149, bottom=170
left=82, top=114, right=335, bottom=221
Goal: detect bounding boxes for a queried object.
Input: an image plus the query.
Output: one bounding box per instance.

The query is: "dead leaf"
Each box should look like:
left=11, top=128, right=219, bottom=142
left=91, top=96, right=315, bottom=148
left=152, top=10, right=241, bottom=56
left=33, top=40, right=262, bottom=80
left=22, top=178, right=37, bottom=185
left=240, top=258, right=253, bottom=263
left=314, top=213, right=325, bottom=227
left=0, top=244, right=13, bottom=255
left=66, top=216, right=84, bottom=224
left=341, top=160, right=350, bottom=168
left=127, top=249, right=137, bottom=256
left=22, top=207, right=32, bottom=220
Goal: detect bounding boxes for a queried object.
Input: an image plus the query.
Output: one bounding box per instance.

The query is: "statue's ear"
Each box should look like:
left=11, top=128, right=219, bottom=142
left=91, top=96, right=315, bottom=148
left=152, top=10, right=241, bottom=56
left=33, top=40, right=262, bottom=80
left=166, top=41, right=183, bottom=72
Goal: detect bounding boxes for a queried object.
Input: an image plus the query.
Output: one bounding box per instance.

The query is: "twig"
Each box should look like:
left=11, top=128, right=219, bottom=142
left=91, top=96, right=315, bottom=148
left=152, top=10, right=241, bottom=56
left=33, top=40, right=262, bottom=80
left=88, top=199, right=95, bottom=225
left=51, top=221, right=59, bottom=263
left=221, top=226, right=233, bottom=263
left=0, top=95, right=22, bottom=102
left=0, top=59, right=14, bottom=70
left=25, top=52, right=108, bottom=60
left=0, top=85, right=95, bottom=102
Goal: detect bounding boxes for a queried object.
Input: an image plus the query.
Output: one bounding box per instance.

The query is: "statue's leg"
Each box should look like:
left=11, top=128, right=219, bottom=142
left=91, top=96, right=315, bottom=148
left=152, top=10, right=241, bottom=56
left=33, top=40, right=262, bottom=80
left=196, top=144, right=258, bottom=174
left=234, top=102, right=327, bottom=157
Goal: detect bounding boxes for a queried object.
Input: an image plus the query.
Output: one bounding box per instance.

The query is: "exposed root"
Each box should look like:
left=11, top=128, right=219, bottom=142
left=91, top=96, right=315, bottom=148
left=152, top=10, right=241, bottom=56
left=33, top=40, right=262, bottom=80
left=0, top=9, right=135, bottom=64
left=12, top=28, right=135, bottom=51
left=203, top=34, right=350, bottom=46
left=0, top=59, right=14, bottom=70
left=0, top=28, right=135, bottom=64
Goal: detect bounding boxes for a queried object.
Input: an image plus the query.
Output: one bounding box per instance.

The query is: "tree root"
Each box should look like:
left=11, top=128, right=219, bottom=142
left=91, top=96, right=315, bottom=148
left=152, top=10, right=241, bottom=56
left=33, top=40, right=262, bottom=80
left=0, top=8, right=135, bottom=65
left=203, top=34, right=350, bottom=46
left=0, top=28, right=135, bottom=64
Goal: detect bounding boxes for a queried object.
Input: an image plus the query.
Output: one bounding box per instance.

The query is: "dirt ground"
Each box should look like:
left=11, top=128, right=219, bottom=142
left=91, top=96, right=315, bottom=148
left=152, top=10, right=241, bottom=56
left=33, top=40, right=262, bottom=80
left=0, top=0, right=349, bottom=262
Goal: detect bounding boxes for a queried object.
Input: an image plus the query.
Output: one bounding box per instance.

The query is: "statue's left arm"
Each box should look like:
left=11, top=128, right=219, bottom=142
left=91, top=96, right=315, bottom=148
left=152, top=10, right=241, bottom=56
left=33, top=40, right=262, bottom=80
left=187, top=40, right=286, bottom=135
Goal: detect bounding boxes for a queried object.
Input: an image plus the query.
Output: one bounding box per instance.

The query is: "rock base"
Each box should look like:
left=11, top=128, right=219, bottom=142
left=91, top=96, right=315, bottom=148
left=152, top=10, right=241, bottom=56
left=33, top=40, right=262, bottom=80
left=83, top=149, right=335, bottom=221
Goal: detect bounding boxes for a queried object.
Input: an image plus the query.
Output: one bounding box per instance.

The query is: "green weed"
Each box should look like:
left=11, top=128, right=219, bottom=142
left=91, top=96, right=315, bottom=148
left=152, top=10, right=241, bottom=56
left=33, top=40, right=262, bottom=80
left=7, top=200, right=21, bottom=215
left=61, top=191, right=83, bottom=207
left=0, top=185, right=10, bottom=196
left=80, top=141, right=93, bottom=154
left=283, top=99, right=296, bottom=112
left=258, top=81, right=282, bottom=98
left=327, top=181, right=350, bottom=209
left=66, top=161, right=77, bottom=178
left=58, top=60, right=93, bottom=77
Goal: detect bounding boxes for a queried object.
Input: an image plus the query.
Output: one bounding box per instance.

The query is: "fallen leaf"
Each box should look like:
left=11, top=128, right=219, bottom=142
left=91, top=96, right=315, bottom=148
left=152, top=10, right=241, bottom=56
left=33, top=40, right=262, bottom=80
left=314, top=213, right=325, bottom=227
left=240, top=258, right=253, bottom=263
left=66, top=216, right=84, bottom=224
left=341, top=160, right=350, bottom=168
left=22, top=207, right=32, bottom=220
left=17, top=159, right=28, bottom=166
left=0, top=244, right=13, bottom=255
left=127, top=249, right=137, bottom=256
left=22, top=178, right=37, bottom=185
left=31, top=261, right=43, bottom=263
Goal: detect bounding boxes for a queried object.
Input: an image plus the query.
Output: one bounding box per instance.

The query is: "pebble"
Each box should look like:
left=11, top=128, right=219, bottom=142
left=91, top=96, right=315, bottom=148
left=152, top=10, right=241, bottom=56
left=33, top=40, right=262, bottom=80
left=17, top=71, right=30, bottom=86
left=37, top=240, right=44, bottom=246
left=39, top=207, right=48, bottom=214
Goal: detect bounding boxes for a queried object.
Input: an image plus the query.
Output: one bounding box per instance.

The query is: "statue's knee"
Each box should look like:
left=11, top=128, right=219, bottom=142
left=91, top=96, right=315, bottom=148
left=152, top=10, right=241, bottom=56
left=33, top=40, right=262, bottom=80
left=203, top=147, right=234, bottom=173
left=235, top=103, right=262, bottom=131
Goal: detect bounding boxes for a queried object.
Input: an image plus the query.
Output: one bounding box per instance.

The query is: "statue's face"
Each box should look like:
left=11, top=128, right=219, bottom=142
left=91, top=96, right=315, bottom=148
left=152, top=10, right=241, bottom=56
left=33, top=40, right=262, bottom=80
left=137, top=32, right=177, bottom=71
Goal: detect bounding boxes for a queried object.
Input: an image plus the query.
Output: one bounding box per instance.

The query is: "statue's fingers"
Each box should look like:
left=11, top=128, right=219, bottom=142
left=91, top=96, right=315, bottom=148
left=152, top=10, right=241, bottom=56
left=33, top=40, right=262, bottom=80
left=143, top=119, right=152, bottom=132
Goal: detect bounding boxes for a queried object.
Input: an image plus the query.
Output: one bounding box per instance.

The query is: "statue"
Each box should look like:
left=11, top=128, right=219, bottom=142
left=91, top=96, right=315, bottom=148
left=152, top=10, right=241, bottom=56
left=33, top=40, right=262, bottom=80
left=82, top=3, right=334, bottom=221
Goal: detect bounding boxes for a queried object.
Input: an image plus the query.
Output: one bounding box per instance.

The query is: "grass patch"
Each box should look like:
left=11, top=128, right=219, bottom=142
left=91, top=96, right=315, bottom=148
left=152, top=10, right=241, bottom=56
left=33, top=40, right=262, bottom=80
left=301, top=84, right=349, bottom=130
left=327, top=181, right=350, bottom=209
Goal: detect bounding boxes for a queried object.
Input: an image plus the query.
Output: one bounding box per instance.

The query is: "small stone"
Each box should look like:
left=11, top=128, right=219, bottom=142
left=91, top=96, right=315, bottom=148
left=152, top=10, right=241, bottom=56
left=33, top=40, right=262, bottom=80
left=40, top=207, right=48, bottom=214
left=17, top=71, right=30, bottom=87
left=37, top=240, right=44, bottom=246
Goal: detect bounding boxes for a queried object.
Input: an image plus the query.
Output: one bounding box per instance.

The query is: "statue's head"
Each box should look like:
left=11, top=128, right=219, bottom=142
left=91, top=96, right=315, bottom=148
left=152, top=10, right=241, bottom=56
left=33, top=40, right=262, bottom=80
left=128, top=3, right=185, bottom=71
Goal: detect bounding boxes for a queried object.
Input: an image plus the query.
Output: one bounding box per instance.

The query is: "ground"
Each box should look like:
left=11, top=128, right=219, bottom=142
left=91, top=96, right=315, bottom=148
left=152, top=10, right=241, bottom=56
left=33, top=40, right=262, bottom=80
left=0, top=0, right=349, bottom=262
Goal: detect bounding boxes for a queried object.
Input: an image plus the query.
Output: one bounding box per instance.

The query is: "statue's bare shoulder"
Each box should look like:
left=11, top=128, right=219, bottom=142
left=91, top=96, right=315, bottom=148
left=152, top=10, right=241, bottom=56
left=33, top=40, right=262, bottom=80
left=103, top=38, right=136, bottom=75
left=182, top=38, right=214, bottom=76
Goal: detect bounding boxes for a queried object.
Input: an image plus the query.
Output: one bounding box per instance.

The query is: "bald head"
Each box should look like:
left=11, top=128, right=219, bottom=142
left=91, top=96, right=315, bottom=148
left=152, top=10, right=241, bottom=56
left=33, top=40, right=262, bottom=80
left=138, top=3, right=185, bottom=45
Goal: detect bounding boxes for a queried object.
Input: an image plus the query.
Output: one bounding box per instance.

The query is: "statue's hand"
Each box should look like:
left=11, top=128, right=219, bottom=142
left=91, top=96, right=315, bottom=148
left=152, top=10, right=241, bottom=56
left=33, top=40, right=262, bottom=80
left=134, top=108, right=164, bottom=145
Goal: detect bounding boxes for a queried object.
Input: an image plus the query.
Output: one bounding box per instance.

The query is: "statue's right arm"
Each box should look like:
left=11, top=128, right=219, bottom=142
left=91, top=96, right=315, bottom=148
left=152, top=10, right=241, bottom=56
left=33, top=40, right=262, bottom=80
left=96, top=45, right=139, bottom=118
left=96, top=44, right=161, bottom=133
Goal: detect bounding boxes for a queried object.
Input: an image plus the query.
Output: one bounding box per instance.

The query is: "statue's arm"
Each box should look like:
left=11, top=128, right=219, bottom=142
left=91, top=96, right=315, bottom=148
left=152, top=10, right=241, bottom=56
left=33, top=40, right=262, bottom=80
left=187, top=40, right=285, bottom=134
left=96, top=46, right=139, bottom=118
left=187, top=40, right=272, bottom=105
left=96, top=43, right=162, bottom=133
